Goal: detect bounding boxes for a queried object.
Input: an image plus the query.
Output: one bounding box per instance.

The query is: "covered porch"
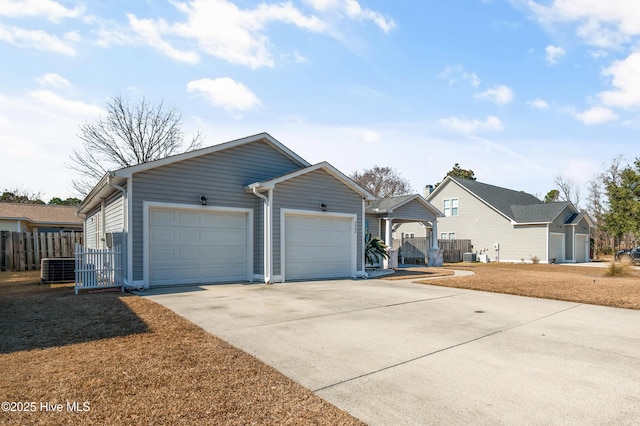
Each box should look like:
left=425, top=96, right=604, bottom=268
left=365, top=194, right=444, bottom=267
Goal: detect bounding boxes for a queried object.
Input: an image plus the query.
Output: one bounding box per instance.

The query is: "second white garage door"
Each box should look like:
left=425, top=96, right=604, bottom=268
left=148, top=207, right=250, bottom=286
left=284, top=213, right=354, bottom=281
left=549, top=233, right=564, bottom=263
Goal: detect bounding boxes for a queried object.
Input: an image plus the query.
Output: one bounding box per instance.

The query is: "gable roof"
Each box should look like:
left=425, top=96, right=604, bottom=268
left=78, top=133, right=311, bottom=214
left=246, top=162, right=376, bottom=200
left=429, top=176, right=579, bottom=224
left=510, top=202, right=571, bottom=224
left=114, top=132, right=310, bottom=178
left=366, top=194, right=444, bottom=217
left=0, top=203, right=83, bottom=225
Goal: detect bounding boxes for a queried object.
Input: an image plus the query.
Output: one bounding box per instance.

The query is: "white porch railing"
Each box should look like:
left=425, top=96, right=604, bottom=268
left=74, top=243, right=123, bottom=295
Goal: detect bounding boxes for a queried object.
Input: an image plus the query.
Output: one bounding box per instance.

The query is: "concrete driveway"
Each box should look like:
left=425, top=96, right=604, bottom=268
left=141, top=278, right=640, bottom=425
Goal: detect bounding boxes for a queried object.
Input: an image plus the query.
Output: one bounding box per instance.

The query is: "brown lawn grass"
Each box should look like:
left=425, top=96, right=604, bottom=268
left=418, top=262, right=640, bottom=310
left=0, top=271, right=364, bottom=426
left=379, top=266, right=454, bottom=280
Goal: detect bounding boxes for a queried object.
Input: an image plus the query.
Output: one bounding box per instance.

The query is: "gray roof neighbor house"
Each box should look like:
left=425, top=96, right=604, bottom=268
left=406, top=176, right=594, bottom=263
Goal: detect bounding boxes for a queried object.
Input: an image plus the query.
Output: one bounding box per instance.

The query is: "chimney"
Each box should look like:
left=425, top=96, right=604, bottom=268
left=423, top=184, right=434, bottom=197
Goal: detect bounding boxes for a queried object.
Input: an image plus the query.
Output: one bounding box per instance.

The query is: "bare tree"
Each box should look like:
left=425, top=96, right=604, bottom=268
left=553, top=174, right=580, bottom=208
left=69, top=94, right=202, bottom=195
left=350, top=165, right=412, bottom=198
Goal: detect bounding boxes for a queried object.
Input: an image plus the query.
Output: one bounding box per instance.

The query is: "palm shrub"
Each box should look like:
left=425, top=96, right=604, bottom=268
left=365, top=231, right=388, bottom=265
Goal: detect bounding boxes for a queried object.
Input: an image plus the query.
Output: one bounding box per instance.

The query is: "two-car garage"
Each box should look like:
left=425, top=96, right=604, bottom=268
left=145, top=205, right=356, bottom=287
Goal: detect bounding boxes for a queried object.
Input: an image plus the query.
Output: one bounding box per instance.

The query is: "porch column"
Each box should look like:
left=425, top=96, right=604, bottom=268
left=431, top=220, right=439, bottom=250
left=385, top=218, right=393, bottom=247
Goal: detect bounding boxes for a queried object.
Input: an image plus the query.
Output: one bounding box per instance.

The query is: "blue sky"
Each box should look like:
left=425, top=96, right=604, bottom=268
left=1, top=0, right=639, bottom=203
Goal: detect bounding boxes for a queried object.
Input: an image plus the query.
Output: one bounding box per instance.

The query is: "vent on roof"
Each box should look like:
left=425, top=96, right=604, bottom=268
left=41, top=258, right=76, bottom=284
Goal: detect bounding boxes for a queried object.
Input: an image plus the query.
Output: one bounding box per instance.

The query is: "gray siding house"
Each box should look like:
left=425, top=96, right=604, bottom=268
left=406, top=176, right=593, bottom=263
left=76, top=133, right=375, bottom=289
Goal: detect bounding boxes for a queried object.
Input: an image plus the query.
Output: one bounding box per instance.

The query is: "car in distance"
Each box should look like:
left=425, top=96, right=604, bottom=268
left=615, top=246, right=640, bottom=263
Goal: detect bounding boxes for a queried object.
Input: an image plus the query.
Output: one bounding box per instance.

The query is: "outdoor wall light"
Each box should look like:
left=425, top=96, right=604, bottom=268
left=320, top=202, right=327, bottom=211
left=200, top=196, right=208, bottom=206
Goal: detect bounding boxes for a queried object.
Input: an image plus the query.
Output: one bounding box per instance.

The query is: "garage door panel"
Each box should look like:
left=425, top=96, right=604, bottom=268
left=178, top=229, right=201, bottom=243
left=285, top=214, right=353, bottom=280
left=148, top=207, right=249, bottom=286
left=150, top=210, right=175, bottom=226
left=177, top=211, right=200, bottom=224
left=550, top=234, right=564, bottom=262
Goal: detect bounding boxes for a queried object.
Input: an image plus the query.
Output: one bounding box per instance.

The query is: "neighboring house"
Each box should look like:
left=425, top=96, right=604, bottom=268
left=76, top=133, right=377, bottom=289
left=398, top=176, right=593, bottom=263
left=0, top=203, right=83, bottom=232
left=365, top=194, right=443, bottom=265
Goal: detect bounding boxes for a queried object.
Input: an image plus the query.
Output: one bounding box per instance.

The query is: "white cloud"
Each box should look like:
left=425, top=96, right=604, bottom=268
left=127, top=0, right=329, bottom=68
left=124, top=0, right=394, bottom=68
left=0, top=91, right=104, bottom=199
left=187, top=77, right=262, bottom=113
left=572, top=106, right=619, bottom=125
left=599, top=52, right=640, bottom=108
left=438, top=64, right=481, bottom=87
left=463, top=72, right=481, bottom=88
left=0, top=23, right=76, bottom=55
left=545, top=44, right=565, bottom=64
left=528, top=98, right=549, bottom=109
left=529, top=0, right=640, bottom=49
left=475, top=85, right=514, bottom=104
left=28, top=90, right=104, bottom=117
left=439, top=115, right=503, bottom=134
left=36, top=73, right=71, bottom=88
left=0, top=0, right=84, bottom=23
left=348, top=128, right=380, bottom=144
left=305, top=0, right=395, bottom=33
left=127, top=14, right=199, bottom=64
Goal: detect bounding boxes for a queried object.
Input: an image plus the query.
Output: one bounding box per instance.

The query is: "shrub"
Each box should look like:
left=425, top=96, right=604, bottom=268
left=530, top=255, right=540, bottom=264
left=604, top=258, right=634, bottom=277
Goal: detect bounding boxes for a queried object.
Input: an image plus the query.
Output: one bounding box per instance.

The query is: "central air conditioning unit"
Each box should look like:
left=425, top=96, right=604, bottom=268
left=463, top=252, right=476, bottom=262
left=41, top=258, right=76, bottom=284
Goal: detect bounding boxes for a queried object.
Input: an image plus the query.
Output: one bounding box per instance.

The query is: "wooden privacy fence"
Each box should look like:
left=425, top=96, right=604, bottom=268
left=0, top=231, right=84, bottom=271
left=438, top=239, right=472, bottom=263
left=74, top=244, right=123, bottom=295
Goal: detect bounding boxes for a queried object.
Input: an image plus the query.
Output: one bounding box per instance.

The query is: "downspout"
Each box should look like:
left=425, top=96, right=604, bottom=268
left=100, top=199, right=106, bottom=249
left=108, top=172, right=128, bottom=284
left=252, top=187, right=271, bottom=284
left=107, top=172, right=127, bottom=231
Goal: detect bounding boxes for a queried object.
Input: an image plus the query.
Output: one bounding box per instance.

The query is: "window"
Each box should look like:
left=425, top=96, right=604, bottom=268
left=440, top=232, right=456, bottom=240
left=441, top=232, right=448, bottom=240
left=443, top=198, right=458, bottom=216
left=449, top=232, right=456, bottom=240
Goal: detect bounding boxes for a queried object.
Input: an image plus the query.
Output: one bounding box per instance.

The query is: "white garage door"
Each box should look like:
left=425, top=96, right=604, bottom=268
left=549, top=233, right=564, bottom=263
left=576, top=234, right=588, bottom=263
left=148, top=207, right=249, bottom=286
left=284, top=214, right=354, bottom=281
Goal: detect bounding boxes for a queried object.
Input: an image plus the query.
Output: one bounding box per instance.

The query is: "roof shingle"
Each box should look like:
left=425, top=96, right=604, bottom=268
left=0, top=203, right=83, bottom=225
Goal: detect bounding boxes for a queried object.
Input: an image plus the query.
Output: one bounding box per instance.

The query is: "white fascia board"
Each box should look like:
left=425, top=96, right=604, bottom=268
left=249, top=162, right=376, bottom=200
left=118, top=133, right=309, bottom=177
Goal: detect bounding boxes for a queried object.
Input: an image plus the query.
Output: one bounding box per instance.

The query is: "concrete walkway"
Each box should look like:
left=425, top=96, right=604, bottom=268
left=140, top=278, right=640, bottom=425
